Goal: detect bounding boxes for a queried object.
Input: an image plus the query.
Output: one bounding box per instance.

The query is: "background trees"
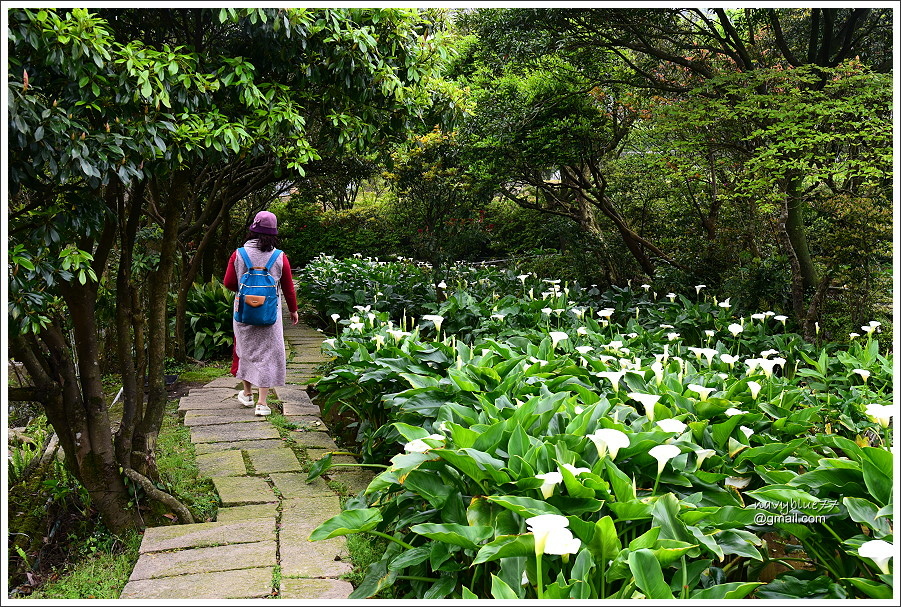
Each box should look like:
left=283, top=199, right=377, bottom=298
left=7, top=7, right=449, bottom=532
left=447, top=7, right=891, bottom=337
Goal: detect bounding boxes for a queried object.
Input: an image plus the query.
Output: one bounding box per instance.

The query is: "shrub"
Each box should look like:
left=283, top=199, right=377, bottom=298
left=182, top=278, right=234, bottom=361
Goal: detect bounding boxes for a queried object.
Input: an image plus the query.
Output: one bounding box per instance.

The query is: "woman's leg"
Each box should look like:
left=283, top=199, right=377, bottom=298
left=242, top=380, right=253, bottom=397
left=257, top=386, right=269, bottom=405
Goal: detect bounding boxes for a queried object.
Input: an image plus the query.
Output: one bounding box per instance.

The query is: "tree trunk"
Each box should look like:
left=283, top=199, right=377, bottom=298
left=575, top=188, right=619, bottom=283
left=132, top=173, right=186, bottom=476
left=173, top=195, right=231, bottom=362
left=18, top=292, right=142, bottom=535
left=114, top=181, right=145, bottom=465
left=784, top=173, right=819, bottom=291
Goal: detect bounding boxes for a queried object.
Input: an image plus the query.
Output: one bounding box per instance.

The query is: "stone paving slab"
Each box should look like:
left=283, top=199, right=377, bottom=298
left=184, top=408, right=257, bottom=426
left=281, top=496, right=343, bottom=526
left=200, top=376, right=243, bottom=389
left=212, top=476, right=277, bottom=506
left=284, top=416, right=328, bottom=431
left=130, top=540, right=277, bottom=580
left=286, top=356, right=325, bottom=363
left=191, top=422, right=280, bottom=444
left=292, top=431, right=338, bottom=450
left=327, top=470, right=375, bottom=496
left=269, top=472, right=334, bottom=499
left=196, top=450, right=247, bottom=477
left=278, top=385, right=313, bottom=399
left=280, top=524, right=352, bottom=579
left=178, top=395, right=245, bottom=412
left=186, top=386, right=245, bottom=397
left=305, top=449, right=358, bottom=466
left=215, top=502, right=278, bottom=523
left=283, top=403, right=320, bottom=417
left=244, top=447, right=302, bottom=474
left=121, top=567, right=274, bottom=599
left=194, top=439, right=284, bottom=455
left=140, top=518, right=274, bottom=553
left=279, top=577, right=353, bottom=599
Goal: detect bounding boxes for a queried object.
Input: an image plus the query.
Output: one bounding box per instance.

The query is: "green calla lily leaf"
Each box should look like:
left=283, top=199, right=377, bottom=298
left=310, top=508, right=383, bottom=540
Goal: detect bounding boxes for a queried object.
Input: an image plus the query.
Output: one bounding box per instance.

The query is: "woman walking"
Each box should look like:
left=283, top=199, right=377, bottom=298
left=224, top=211, right=299, bottom=416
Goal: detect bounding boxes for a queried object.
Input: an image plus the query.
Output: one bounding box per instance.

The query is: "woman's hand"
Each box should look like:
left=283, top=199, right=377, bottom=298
left=291, top=311, right=299, bottom=325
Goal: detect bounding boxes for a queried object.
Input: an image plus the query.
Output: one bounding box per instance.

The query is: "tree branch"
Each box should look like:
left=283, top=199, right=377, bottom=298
left=122, top=468, right=195, bottom=524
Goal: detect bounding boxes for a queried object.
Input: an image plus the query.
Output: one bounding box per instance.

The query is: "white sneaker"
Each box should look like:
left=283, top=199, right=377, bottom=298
left=255, top=403, right=271, bottom=416
left=237, top=392, right=254, bottom=407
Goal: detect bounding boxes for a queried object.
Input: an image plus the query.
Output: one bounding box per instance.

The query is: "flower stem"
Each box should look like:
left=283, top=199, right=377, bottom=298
left=368, top=530, right=415, bottom=551
left=536, top=552, right=544, bottom=599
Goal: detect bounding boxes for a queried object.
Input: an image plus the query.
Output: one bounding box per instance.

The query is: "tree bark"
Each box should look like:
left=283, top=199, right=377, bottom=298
left=132, top=172, right=187, bottom=476
left=114, top=181, right=145, bottom=465
left=784, top=173, right=819, bottom=291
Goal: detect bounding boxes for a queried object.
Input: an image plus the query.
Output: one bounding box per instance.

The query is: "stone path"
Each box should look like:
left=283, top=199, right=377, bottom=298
left=121, top=317, right=371, bottom=599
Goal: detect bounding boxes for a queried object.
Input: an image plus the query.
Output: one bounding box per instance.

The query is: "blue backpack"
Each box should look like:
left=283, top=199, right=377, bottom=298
left=233, top=247, right=281, bottom=326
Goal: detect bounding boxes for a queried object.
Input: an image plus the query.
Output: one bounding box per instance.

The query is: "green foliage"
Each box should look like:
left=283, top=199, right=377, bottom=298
left=182, top=278, right=234, bottom=361
left=155, top=400, right=219, bottom=521
left=277, top=200, right=405, bottom=267
left=384, top=127, right=494, bottom=278
left=23, top=531, right=142, bottom=599
left=306, top=257, right=893, bottom=599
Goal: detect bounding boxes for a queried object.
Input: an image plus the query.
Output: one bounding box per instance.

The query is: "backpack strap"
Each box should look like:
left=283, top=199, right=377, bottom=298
left=237, top=247, right=254, bottom=270
left=263, top=249, right=282, bottom=272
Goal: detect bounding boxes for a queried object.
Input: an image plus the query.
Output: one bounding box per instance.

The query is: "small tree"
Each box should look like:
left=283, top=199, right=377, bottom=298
left=384, top=127, right=492, bottom=296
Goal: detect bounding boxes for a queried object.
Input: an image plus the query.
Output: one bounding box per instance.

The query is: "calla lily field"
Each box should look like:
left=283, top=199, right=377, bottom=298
left=299, top=255, right=894, bottom=600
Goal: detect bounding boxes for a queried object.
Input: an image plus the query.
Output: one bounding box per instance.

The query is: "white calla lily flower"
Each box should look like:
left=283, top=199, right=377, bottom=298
left=422, top=314, right=444, bottom=333
left=587, top=428, right=630, bottom=460
left=728, top=323, right=743, bottom=336
left=649, top=444, right=681, bottom=476
left=865, top=403, right=895, bottom=428
left=656, top=418, right=687, bottom=434
left=747, top=381, right=762, bottom=399
left=719, top=353, right=738, bottom=364
left=628, top=392, right=662, bottom=421
left=549, top=331, right=569, bottom=348
left=526, top=514, right=580, bottom=556
left=561, top=463, right=591, bottom=476
left=687, top=384, right=716, bottom=401
left=535, top=471, right=563, bottom=498
left=695, top=448, right=716, bottom=468
left=725, top=476, right=751, bottom=490
left=853, top=368, right=870, bottom=383
left=858, top=539, right=894, bottom=575
left=596, top=371, right=626, bottom=391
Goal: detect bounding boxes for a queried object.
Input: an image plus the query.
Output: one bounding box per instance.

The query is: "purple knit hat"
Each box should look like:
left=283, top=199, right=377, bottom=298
left=250, top=211, right=278, bottom=235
